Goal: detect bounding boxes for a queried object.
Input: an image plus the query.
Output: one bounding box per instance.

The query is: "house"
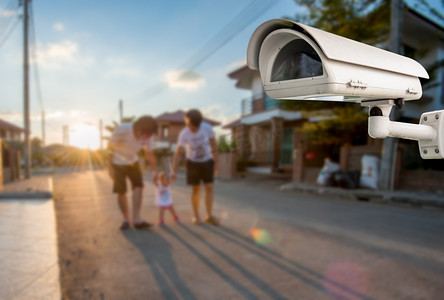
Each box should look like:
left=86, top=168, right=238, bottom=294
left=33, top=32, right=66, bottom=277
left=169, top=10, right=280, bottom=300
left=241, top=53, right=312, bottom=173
left=0, top=119, right=23, bottom=142
left=224, top=1, right=444, bottom=191
left=402, top=0, right=444, bottom=120
left=224, top=67, right=308, bottom=174
left=155, top=110, right=220, bottom=151
left=0, top=119, right=23, bottom=185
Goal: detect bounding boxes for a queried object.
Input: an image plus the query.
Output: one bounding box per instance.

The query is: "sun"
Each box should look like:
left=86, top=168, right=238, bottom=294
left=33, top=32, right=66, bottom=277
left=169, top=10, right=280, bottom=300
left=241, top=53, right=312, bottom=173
left=70, top=124, right=101, bottom=150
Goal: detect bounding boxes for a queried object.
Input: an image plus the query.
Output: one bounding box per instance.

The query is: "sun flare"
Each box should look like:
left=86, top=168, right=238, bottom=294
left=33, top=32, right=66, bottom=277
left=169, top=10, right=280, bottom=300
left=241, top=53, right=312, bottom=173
left=70, top=124, right=100, bottom=150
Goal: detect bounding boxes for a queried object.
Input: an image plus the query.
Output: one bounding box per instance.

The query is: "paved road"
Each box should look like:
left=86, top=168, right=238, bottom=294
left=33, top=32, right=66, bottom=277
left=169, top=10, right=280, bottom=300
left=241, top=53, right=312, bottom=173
left=53, top=168, right=444, bottom=300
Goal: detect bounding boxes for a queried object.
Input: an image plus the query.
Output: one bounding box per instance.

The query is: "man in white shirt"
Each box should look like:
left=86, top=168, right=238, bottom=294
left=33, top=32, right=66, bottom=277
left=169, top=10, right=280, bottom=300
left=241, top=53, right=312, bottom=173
left=108, top=116, right=158, bottom=230
left=171, top=109, right=219, bottom=225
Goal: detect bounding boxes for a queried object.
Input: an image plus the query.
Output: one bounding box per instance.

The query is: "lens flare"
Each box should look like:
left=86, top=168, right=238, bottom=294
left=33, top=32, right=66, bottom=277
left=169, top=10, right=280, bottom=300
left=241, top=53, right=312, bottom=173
left=250, top=228, right=272, bottom=246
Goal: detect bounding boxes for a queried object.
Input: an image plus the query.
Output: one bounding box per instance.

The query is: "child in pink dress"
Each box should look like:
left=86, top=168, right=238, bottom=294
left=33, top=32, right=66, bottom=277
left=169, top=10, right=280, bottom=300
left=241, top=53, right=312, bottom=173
left=154, top=172, right=179, bottom=225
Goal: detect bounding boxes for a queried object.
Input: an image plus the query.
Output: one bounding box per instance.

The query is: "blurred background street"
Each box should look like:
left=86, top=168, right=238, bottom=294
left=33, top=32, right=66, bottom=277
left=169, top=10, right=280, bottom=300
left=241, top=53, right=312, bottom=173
left=51, top=167, right=444, bottom=299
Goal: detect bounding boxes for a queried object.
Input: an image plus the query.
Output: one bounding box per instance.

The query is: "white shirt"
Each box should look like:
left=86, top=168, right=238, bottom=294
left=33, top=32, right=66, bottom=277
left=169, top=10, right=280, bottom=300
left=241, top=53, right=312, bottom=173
left=155, top=184, right=173, bottom=207
left=110, top=123, right=153, bottom=165
left=178, top=122, right=215, bottom=162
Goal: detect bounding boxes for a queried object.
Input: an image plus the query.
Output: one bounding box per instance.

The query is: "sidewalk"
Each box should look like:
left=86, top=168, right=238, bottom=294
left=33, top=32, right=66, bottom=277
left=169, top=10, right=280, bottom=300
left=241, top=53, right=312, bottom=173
left=0, top=175, right=61, bottom=300
left=280, top=182, right=444, bottom=208
left=0, top=175, right=53, bottom=199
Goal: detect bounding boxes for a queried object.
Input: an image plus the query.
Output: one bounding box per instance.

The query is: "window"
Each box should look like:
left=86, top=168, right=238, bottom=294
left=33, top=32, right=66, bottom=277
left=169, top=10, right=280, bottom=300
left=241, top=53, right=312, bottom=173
left=162, top=125, right=169, bottom=138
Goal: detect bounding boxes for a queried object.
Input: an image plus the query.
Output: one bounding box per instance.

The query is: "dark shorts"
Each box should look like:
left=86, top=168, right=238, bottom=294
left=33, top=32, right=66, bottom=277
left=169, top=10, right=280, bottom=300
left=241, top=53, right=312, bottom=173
left=113, top=163, right=144, bottom=194
left=186, top=159, right=214, bottom=186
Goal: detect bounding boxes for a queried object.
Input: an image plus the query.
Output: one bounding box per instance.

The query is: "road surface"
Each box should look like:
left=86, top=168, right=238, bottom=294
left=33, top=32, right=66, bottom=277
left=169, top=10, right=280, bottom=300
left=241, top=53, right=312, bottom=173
left=53, top=168, right=444, bottom=300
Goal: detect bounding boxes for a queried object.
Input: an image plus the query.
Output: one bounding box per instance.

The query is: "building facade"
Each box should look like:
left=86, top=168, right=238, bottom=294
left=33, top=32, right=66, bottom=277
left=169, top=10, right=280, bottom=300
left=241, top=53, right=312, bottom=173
left=155, top=110, right=220, bottom=151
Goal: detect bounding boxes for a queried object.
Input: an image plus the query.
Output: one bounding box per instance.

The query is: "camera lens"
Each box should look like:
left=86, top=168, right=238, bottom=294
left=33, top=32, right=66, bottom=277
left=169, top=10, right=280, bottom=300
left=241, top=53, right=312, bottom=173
left=271, top=39, right=323, bottom=82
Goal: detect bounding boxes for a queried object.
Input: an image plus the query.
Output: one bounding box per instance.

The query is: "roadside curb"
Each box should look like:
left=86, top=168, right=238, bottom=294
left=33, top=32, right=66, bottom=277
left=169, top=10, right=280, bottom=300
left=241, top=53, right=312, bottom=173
left=280, top=183, right=444, bottom=208
left=0, top=191, right=53, bottom=199
left=0, top=175, right=53, bottom=199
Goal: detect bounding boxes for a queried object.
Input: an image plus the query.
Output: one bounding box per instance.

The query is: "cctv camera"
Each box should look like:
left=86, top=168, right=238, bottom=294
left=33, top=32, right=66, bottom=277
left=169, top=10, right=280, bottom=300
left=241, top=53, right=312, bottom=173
left=247, top=19, right=429, bottom=102
left=247, top=19, right=444, bottom=159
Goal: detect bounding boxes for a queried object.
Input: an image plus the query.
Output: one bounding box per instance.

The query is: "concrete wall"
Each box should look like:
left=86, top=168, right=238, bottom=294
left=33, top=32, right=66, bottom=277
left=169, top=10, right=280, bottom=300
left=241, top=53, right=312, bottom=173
left=398, top=170, right=444, bottom=192
left=218, top=152, right=237, bottom=179
left=340, top=145, right=381, bottom=172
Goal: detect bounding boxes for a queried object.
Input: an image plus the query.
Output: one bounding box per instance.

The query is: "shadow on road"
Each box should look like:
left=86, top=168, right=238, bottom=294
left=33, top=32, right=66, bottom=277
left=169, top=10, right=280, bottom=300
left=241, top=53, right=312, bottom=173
left=122, top=229, right=197, bottom=300
left=202, top=225, right=374, bottom=300
left=162, top=226, right=261, bottom=300
left=179, top=223, right=287, bottom=299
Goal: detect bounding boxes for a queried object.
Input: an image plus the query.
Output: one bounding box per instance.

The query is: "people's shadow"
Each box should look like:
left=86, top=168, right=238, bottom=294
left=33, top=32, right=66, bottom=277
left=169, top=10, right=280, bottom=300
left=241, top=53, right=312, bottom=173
left=161, top=226, right=261, bottom=300
left=201, top=225, right=374, bottom=300
left=176, top=224, right=287, bottom=299
left=122, top=229, right=197, bottom=300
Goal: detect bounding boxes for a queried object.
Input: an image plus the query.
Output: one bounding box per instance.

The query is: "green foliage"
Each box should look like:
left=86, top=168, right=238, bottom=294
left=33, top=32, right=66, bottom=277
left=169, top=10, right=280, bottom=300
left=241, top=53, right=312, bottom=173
left=302, top=106, right=368, bottom=146
left=291, top=0, right=390, bottom=44
left=218, top=135, right=235, bottom=153
left=281, top=0, right=389, bottom=146
left=31, top=137, right=44, bottom=165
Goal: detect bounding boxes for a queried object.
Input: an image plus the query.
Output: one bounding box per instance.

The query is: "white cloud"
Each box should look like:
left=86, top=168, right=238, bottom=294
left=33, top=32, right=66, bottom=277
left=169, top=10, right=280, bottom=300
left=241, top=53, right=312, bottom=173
left=53, top=22, right=64, bottom=31
left=165, top=70, right=205, bottom=91
left=32, top=40, right=94, bottom=70
left=1, top=10, right=16, bottom=17
left=201, top=105, right=233, bottom=127
left=46, top=111, right=65, bottom=119
left=0, top=110, right=91, bottom=123
left=226, top=59, right=247, bottom=72
left=0, top=111, right=43, bottom=122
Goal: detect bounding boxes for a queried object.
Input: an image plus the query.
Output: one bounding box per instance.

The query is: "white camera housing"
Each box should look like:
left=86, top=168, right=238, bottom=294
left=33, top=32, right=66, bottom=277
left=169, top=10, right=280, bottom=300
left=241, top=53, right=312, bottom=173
left=247, top=19, right=429, bottom=102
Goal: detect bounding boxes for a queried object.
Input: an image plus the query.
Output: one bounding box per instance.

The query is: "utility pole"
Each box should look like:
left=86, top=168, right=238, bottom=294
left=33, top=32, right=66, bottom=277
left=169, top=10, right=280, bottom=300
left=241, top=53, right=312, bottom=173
left=23, top=0, right=31, bottom=179
left=380, top=0, right=404, bottom=190
left=99, top=119, right=103, bottom=150
left=63, top=125, right=69, bottom=146
left=41, top=110, right=45, bottom=146
left=119, top=99, right=123, bottom=123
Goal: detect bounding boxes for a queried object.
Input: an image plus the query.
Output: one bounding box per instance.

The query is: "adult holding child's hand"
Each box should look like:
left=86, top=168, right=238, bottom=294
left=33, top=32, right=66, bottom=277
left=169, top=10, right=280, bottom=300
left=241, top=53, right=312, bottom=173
left=171, top=109, right=220, bottom=226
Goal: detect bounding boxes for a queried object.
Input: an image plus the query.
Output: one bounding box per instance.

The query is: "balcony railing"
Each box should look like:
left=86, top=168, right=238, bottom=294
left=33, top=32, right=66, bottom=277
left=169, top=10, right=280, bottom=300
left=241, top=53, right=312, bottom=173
left=240, top=94, right=279, bottom=116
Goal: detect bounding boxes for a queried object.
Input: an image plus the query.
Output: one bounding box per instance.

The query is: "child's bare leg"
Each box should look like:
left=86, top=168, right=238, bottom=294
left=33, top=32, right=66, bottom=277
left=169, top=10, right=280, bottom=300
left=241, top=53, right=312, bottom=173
left=168, top=206, right=179, bottom=221
left=158, top=207, right=165, bottom=224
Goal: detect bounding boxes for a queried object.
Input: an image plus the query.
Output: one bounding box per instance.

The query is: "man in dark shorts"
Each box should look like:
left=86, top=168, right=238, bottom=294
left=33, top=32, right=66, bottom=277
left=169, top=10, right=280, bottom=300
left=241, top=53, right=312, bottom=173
left=107, top=116, right=158, bottom=230
left=171, top=109, right=219, bottom=225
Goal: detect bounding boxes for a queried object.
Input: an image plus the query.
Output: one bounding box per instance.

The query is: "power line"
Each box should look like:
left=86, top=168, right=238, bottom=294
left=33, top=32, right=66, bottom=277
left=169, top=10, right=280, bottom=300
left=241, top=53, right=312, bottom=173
left=132, top=0, right=277, bottom=104
left=0, top=0, right=19, bottom=38
left=0, top=13, right=19, bottom=48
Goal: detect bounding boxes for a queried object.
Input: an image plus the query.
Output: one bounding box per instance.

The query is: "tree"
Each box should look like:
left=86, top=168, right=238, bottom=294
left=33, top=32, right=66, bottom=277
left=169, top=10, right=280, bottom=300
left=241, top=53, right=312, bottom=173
left=291, top=0, right=390, bottom=44
left=105, top=116, right=136, bottom=134
left=302, top=106, right=368, bottom=146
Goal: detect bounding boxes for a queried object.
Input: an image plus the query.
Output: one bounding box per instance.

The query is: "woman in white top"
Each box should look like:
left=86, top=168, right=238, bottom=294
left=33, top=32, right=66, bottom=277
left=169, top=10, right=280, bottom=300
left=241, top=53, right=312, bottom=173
left=154, top=171, right=179, bottom=225
left=171, top=109, right=219, bottom=225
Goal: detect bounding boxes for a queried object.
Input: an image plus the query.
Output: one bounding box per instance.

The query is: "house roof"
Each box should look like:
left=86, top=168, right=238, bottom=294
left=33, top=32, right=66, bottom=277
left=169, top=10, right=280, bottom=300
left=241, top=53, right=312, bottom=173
left=241, top=109, right=304, bottom=126
left=155, top=110, right=221, bottom=126
left=227, top=65, right=259, bottom=90
left=0, top=119, right=24, bottom=132
left=222, top=118, right=241, bottom=129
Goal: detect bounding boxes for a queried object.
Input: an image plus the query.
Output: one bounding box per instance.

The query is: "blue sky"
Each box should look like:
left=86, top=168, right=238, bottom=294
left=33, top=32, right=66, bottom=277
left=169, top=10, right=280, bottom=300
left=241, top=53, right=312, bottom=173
left=0, top=0, right=301, bottom=146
